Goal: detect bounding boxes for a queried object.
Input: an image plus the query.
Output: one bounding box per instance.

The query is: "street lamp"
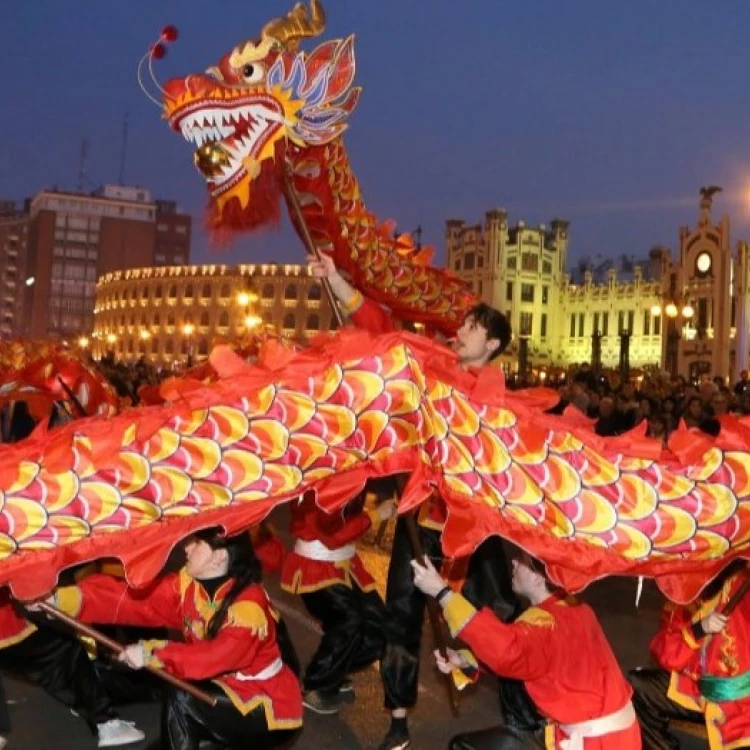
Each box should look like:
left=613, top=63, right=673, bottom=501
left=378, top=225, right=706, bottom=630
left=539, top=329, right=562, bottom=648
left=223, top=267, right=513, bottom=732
left=656, top=299, right=694, bottom=377
left=106, top=333, right=117, bottom=345
left=78, top=336, right=90, bottom=349
left=245, top=314, right=262, bottom=331
left=139, top=329, right=151, bottom=341
left=182, top=323, right=195, bottom=365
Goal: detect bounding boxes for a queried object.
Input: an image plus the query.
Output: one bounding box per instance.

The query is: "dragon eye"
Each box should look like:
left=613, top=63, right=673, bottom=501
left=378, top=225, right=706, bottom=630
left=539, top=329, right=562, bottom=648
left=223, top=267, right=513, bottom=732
left=241, top=63, right=265, bottom=84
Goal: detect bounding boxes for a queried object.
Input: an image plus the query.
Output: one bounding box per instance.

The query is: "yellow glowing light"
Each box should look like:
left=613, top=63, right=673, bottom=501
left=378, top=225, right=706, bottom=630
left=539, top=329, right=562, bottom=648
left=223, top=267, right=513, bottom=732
left=237, top=292, right=251, bottom=307
left=665, top=303, right=678, bottom=318
left=650, top=304, right=662, bottom=316
left=139, top=329, right=151, bottom=340
left=182, top=323, right=195, bottom=336
left=681, top=304, right=694, bottom=319
left=78, top=336, right=90, bottom=348
left=106, top=334, right=117, bottom=344
left=245, top=314, right=263, bottom=329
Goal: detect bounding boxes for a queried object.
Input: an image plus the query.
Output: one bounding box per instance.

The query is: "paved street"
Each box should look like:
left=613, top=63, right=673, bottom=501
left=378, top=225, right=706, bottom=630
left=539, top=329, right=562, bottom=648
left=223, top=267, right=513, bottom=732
left=3, top=518, right=709, bottom=749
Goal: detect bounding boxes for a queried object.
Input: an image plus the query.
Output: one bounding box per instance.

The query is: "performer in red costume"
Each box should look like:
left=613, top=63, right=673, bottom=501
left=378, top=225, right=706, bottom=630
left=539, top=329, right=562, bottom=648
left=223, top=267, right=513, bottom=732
left=281, top=490, right=394, bottom=714
left=309, top=254, right=542, bottom=750
left=412, top=552, right=641, bottom=750
left=49, top=530, right=303, bottom=750
left=629, top=560, right=750, bottom=750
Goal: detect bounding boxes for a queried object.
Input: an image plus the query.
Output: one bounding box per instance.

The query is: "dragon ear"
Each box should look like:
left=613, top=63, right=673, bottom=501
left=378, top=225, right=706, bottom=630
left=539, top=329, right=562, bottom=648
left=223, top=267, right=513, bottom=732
left=325, top=36, right=355, bottom=101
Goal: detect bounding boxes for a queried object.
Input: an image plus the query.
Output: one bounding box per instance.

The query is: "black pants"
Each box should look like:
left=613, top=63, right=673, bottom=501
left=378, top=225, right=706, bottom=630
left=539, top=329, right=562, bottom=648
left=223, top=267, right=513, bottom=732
left=301, top=583, right=387, bottom=693
left=628, top=668, right=706, bottom=750
left=0, top=626, right=118, bottom=735
left=162, top=680, right=300, bottom=750
left=0, top=675, right=10, bottom=735
left=380, top=519, right=542, bottom=730
left=448, top=724, right=545, bottom=749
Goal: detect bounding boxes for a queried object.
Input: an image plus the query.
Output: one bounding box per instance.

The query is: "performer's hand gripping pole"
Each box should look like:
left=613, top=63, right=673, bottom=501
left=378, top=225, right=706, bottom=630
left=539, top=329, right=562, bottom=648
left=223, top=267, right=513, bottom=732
left=38, top=602, right=218, bottom=706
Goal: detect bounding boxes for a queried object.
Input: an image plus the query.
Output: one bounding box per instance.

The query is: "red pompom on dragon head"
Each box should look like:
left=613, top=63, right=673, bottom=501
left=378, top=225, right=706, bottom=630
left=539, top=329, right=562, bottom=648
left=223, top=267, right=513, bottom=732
left=148, top=0, right=476, bottom=336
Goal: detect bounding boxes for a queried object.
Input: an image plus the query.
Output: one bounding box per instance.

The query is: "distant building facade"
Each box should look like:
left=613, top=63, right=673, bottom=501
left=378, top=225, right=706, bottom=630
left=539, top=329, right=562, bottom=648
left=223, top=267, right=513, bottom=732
left=0, top=202, right=29, bottom=338
left=446, top=197, right=748, bottom=379
left=92, top=263, right=334, bottom=364
left=19, top=185, right=191, bottom=342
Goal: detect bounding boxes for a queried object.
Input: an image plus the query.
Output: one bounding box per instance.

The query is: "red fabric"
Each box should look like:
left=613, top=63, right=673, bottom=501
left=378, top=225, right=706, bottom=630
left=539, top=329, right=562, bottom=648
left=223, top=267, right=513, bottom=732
left=74, top=572, right=302, bottom=725
left=2, top=328, right=750, bottom=605
left=251, top=525, right=286, bottom=576
left=650, top=571, right=750, bottom=747
left=280, top=494, right=376, bottom=593
left=0, top=593, right=36, bottom=649
left=349, top=296, right=396, bottom=335
left=458, top=594, right=640, bottom=749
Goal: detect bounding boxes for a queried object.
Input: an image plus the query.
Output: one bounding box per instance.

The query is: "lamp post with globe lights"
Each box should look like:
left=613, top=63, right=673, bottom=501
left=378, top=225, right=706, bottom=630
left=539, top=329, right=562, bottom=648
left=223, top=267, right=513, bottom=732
left=651, top=300, right=695, bottom=377
left=182, top=323, right=195, bottom=366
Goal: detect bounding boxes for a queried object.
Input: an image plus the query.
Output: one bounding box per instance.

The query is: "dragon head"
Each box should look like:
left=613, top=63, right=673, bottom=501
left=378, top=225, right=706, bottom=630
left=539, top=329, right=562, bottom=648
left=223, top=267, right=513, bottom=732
left=162, top=0, right=359, bottom=234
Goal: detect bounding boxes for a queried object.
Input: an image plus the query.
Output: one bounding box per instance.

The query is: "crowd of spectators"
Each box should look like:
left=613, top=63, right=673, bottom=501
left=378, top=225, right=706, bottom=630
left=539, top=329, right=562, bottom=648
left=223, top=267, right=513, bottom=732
left=542, top=363, right=750, bottom=443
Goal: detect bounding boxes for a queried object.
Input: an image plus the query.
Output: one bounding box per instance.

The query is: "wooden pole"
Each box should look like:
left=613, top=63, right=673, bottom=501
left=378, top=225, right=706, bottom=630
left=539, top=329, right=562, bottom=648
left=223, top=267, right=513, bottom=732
left=402, top=507, right=461, bottom=717
left=721, top=562, right=750, bottom=617
left=38, top=602, right=218, bottom=706
left=55, top=376, right=88, bottom=419
left=283, top=170, right=344, bottom=329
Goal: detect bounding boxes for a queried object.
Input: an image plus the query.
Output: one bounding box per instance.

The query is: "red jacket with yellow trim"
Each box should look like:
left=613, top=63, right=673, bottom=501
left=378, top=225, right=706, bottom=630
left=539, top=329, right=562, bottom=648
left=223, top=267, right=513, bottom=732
left=0, top=592, right=37, bottom=650
left=650, top=571, right=750, bottom=749
left=443, top=592, right=640, bottom=749
left=280, top=494, right=377, bottom=595
left=56, top=572, right=302, bottom=727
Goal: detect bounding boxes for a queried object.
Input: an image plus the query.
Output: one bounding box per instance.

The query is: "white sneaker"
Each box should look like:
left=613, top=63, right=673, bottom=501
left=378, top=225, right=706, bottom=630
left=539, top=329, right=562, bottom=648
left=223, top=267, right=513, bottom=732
left=97, top=718, right=145, bottom=747
left=0, top=736, right=7, bottom=749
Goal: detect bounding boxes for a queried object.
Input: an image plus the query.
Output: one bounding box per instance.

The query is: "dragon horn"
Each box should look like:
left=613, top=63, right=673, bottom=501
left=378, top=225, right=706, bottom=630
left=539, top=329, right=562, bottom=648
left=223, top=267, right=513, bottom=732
left=262, top=0, right=326, bottom=49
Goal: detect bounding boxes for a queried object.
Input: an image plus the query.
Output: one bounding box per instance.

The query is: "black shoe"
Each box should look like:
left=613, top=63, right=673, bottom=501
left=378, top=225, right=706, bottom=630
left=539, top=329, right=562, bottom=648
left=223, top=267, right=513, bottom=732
left=303, top=689, right=344, bottom=715
left=377, top=724, right=411, bottom=750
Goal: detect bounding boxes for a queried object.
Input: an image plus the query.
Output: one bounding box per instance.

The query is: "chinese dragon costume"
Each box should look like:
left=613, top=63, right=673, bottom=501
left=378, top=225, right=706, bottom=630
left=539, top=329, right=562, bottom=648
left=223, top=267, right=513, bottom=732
left=0, top=1, right=748, bottom=605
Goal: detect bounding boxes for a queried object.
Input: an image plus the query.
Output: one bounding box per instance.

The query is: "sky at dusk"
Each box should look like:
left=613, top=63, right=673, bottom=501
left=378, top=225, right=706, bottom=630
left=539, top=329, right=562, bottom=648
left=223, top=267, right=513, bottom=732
left=4, top=0, right=750, bottom=270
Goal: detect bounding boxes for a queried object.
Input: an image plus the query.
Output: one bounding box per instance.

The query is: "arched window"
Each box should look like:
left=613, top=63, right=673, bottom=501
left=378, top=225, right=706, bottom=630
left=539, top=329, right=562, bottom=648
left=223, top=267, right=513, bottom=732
left=167, top=312, right=176, bottom=327
left=307, top=314, right=320, bottom=330
left=200, top=311, right=210, bottom=327
left=202, top=284, right=212, bottom=299
left=198, top=338, right=209, bottom=356
left=165, top=339, right=174, bottom=354
left=308, top=285, right=321, bottom=301
left=220, top=284, right=230, bottom=299
left=219, top=310, right=229, bottom=327
left=151, top=339, right=159, bottom=354
left=141, top=286, right=149, bottom=300
left=283, top=313, right=296, bottom=329
left=168, top=285, right=177, bottom=299
left=185, top=284, right=194, bottom=299
left=153, top=313, right=160, bottom=327
left=262, top=283, right=275, bottom=299
left=154, top=285, right=163, bottom=299
left=284, top=284, right=298, bottom=300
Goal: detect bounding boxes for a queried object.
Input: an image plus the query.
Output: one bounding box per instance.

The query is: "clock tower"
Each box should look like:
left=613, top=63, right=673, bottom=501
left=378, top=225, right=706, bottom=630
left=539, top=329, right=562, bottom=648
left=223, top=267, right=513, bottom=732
left=661, top=187, right=732, bottom=380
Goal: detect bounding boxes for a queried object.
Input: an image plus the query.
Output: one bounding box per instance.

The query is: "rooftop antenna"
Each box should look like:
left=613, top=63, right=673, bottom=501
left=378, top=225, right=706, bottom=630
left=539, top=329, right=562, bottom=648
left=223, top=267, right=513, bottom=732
left=118, top=113, right=129, bottom=185
left=77, top=137, right=89, bottom=192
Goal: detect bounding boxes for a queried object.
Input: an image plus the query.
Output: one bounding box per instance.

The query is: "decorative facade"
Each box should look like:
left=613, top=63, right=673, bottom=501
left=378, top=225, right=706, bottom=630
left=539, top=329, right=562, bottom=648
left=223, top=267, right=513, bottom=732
left=92, top=263, right=334, bottom=364
left=447, top=194, right=749, bottom=379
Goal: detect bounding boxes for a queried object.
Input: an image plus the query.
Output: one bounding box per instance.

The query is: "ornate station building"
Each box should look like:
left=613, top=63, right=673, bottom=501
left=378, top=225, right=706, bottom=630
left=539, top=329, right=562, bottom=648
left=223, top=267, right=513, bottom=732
left=447, top=190, right=749, bottom=381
